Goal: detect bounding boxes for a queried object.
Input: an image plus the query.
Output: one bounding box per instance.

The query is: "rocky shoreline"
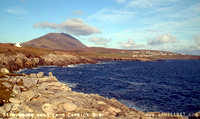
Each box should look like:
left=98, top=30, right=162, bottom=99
left=1, top=70, right=196, bottom=119
left=0, top=53, right=97, bottom=73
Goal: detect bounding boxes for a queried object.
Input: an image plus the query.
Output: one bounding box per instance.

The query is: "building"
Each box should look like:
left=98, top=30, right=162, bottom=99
left=15, top=43, right=22, bottom=47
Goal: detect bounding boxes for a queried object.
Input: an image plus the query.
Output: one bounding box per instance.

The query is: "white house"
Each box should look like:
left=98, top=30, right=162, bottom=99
left=15, top=43, right=22, bottom=47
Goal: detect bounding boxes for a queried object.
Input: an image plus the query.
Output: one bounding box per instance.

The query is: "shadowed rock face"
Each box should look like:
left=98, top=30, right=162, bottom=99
left=0, top=51, right=96, bottom=72
left=22, top=33, right=87, bottom=50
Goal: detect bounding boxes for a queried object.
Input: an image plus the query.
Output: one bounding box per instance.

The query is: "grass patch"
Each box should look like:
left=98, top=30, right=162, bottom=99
left=0, top=43, right=52, bottom=58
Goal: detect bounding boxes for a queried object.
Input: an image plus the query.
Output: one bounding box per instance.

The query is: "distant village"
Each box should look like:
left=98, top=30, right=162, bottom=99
left=130, top=50, right=177, bottom=58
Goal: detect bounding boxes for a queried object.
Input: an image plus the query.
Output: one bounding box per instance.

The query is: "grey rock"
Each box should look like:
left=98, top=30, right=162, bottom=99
left=23, top=78, right=38, bottom=88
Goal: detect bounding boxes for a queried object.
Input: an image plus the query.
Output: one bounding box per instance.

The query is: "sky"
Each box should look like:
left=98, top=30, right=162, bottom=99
left=0, top=0, right=200, bottom=55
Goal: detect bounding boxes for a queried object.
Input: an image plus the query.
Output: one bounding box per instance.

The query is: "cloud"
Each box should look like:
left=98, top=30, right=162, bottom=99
left=87, top=9, right=135, bottom=23
left=128, top=0, right=153, bottom=8
left=148, top=34, right=176, bottom=45
left=127, top=0, right=179, bottom=8
left=176, top=35, right=200, bottom=55
left=120, top=39, right=145, bottom=49
left=189, top=35, right=200, bottom=51
left=181, top=50, right=200, bottom=55
left=34, top=18, right=101, bottom=36
left=115, top=0, right=126, bottom=4
left=5, top=7, right=27, bottom=15
left=88, top=37, right=111, bottom=46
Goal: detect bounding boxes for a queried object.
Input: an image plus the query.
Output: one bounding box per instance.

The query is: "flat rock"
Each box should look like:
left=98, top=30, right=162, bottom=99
left=38, top=77, right=51, bottom=83
left=9, top=98, right=21, bottom=104
left=97, top=101, right=106, bottom=105
left=62, top=102, right=77, bottom=112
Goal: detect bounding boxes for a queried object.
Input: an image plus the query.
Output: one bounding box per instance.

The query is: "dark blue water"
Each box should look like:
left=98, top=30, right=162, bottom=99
left=20, top=60, right=200, bottom=114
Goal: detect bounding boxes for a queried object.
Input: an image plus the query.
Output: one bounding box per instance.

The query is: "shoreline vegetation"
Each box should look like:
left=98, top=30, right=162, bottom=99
left=0, top=43, right=200, bottom=119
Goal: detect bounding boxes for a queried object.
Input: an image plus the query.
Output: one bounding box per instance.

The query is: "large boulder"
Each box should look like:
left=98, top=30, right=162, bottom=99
left=19, top=89, right=39, bottom=102
left=23, top=78, right=38, bottom=88
left=0, top=68, right=9, bottom=75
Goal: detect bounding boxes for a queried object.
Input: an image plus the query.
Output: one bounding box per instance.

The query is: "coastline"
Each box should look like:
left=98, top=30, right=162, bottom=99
left=1, top=64, right=200, bottom=119
left=0, top=44, right=200, bottom=118
left=0, top=70, right=194, bottom=119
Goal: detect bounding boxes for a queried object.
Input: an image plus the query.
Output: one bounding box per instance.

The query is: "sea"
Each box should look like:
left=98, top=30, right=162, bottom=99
left=19, top=60, right=200, bottom=114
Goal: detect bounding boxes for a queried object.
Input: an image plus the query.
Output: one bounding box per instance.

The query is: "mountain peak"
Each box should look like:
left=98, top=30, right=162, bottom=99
left=22, top=33, right=87, bottom=50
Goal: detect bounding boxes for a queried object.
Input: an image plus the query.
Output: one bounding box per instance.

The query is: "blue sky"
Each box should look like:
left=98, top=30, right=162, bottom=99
left=0, top=0, right=200, bottom=55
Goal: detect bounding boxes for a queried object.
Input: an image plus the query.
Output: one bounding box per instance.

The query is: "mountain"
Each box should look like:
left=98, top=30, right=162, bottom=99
left=22, top=33, right=87, bottom=50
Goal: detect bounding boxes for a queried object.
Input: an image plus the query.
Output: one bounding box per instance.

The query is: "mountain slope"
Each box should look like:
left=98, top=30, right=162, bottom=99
left=22, top=33, right=87, bottom=50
